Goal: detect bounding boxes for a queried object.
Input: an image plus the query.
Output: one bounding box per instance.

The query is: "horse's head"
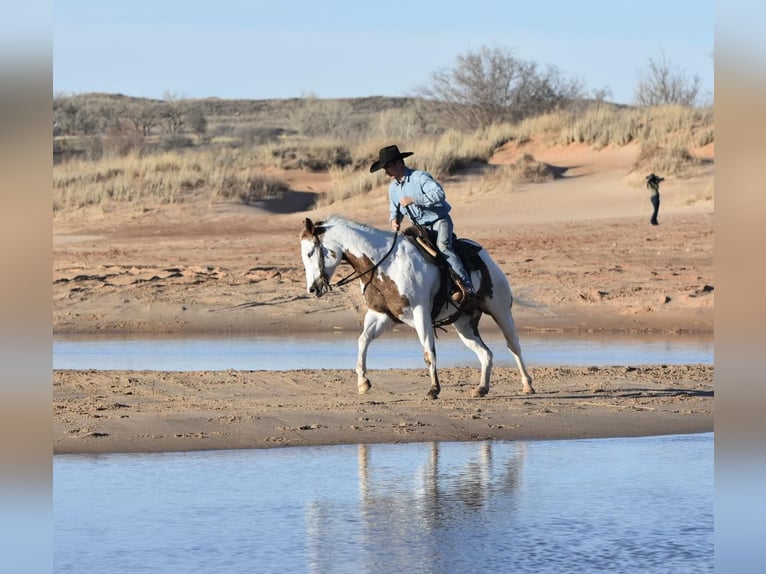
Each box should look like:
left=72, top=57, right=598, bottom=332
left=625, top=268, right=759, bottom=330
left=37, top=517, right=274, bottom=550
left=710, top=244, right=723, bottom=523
left=300, top=218, right=342, bottom=298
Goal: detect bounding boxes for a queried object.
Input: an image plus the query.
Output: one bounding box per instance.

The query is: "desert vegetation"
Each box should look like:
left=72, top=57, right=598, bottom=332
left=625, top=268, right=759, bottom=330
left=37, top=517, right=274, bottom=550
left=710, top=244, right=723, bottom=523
left=53, top=47, right=712, bottom=214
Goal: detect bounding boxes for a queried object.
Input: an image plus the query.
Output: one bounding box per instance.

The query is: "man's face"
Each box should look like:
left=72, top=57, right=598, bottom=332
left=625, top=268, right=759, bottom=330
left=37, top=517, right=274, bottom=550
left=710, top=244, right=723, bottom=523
left=383, top=159, right=405, bottom=180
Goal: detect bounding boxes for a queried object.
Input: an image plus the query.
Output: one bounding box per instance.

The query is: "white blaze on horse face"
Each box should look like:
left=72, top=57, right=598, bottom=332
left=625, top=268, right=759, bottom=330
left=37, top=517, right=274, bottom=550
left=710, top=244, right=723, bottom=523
left=301, top=238, right=323, bottom=295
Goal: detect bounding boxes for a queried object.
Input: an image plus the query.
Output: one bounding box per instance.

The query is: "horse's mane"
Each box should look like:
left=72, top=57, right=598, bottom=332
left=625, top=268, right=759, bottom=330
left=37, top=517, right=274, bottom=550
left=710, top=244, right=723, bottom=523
left=321, top=214, right=385, bottom=237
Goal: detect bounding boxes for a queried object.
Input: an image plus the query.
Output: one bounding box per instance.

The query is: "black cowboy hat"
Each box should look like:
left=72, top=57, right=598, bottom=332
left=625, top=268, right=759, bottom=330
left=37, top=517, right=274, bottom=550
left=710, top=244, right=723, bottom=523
left=369, top=145, right=414, bottom=173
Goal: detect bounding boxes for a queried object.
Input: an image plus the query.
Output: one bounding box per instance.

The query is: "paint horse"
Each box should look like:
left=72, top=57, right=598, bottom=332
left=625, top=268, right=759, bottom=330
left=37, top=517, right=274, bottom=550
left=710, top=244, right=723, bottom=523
left=300, top=215, right=534, bottom=399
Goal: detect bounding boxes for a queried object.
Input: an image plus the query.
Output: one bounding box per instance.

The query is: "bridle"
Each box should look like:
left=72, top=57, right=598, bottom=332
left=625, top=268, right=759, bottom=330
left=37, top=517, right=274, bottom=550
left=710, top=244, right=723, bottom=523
left=311, top=235, right=332, bottom=294
left=312, top=230, right=399, bottom=293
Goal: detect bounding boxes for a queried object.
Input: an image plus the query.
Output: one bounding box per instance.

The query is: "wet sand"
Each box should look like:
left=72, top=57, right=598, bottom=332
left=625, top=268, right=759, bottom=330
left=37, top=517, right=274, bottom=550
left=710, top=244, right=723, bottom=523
left=53, top=363, right=713, bottom=454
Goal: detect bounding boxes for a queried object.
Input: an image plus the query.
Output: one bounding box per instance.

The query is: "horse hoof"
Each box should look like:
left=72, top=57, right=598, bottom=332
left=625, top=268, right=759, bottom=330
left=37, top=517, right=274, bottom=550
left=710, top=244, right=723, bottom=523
left=358, top=380, right=372, bottom=395
left=522, top=385, right=536, bottom=395
left=471, top=387, right=488, bottom=398
left=426, top=389, right=440, bottom=400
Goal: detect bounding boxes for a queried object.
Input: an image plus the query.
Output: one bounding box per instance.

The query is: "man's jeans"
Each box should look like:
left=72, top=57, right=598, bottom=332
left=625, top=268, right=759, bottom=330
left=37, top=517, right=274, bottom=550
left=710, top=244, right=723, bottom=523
left=431, top=218, right=473, bottom=289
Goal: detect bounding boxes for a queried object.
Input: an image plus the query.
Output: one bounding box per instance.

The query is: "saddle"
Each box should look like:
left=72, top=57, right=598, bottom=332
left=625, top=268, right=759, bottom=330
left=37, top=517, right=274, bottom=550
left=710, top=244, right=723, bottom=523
left=402, top=226, right=486, bottom=326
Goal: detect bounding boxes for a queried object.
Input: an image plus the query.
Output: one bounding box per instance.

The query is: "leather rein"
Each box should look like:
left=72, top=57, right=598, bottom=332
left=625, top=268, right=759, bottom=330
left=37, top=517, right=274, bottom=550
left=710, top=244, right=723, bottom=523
left=317, top=231, right=399, bottom=292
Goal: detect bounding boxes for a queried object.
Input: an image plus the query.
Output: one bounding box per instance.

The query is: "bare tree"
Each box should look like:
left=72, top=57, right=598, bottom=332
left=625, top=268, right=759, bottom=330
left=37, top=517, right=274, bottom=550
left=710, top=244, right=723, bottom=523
left=53, top=96, right=80, bottom=135
left=634, top=51, right=701, bottom=107
left=53, top=95, right=100, bottom=136
left=296, top=95, right=348, bottom=138
left=161, top=91, right=186, bottom=134
left=591, top=86, right=613, bottom=103
left=123, top=101, right=161, bottom=136
left=187, top=107, right=208, bottom=141
left=419, top=45, right=583, bottom=128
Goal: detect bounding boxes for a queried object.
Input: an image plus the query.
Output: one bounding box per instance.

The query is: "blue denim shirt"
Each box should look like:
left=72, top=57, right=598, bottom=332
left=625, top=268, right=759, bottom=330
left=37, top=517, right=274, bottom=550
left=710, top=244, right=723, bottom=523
left=388, top=167, right=452, bottom=225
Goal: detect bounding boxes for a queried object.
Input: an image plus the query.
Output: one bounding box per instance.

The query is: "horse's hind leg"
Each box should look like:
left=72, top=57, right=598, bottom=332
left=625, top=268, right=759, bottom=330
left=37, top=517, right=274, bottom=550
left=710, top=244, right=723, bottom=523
left=490, top=306, right=535, bottom=394
left=453, top=310, right=494, bottom=397
left=356, top=310, right=393, bottom=394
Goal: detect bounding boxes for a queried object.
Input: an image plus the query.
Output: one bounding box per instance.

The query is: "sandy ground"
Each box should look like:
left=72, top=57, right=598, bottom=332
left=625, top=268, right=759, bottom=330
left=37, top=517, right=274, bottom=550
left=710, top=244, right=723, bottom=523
left=53, top=142, right=714, bottom=454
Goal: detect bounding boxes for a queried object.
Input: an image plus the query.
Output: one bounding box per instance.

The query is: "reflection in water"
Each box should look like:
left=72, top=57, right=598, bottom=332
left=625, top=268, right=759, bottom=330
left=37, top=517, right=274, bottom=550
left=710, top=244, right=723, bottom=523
left=303, top=442, right=527, bottom=573
left=352, top=442, right=526, bottom=573
left=55, top=435, right=713, bottom=573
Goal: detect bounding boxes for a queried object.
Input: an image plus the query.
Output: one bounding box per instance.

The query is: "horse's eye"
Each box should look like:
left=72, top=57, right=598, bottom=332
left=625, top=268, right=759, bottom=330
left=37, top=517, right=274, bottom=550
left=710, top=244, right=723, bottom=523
left=307, top=247, right=315, bottom=258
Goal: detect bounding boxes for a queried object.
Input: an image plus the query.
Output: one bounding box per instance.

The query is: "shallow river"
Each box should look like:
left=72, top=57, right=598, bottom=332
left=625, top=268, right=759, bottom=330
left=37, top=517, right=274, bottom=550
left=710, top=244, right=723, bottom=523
left=54, top=333, right=713, bottom=572
left=54, top=433, right=713, bottom=573
left=53, top=332, right=713, bottom=371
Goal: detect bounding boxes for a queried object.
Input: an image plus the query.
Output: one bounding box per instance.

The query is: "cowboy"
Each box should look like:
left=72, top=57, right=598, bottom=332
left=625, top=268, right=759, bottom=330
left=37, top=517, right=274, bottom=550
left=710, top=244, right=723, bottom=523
left=370, top=144, right=475, bottom=302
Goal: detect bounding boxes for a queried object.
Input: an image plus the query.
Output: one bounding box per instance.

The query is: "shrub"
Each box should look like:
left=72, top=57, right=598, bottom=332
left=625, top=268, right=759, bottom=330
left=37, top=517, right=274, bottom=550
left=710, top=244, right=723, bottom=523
left=214, top=173, right=289, bottom=205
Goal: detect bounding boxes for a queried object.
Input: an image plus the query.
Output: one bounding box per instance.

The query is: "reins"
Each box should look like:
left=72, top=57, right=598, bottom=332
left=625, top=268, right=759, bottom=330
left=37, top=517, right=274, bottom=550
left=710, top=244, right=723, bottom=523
left=314, top=214, right=468, bottom=330
left=404, top=205, right=438, bottom=253
left=329, top=230, right=399, bottom=290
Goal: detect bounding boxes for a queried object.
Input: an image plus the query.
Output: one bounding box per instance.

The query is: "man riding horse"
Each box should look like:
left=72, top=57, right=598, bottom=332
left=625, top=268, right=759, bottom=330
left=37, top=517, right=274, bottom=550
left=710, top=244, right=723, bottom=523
left=300, top=215, right=535, bottom=399
left=370, top=145, right=476, bottom=304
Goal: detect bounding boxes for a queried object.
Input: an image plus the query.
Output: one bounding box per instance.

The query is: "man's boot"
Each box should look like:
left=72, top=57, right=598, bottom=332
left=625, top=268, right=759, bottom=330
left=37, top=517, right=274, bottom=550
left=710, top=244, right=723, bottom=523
left=450, top=278, right=475, bottom=304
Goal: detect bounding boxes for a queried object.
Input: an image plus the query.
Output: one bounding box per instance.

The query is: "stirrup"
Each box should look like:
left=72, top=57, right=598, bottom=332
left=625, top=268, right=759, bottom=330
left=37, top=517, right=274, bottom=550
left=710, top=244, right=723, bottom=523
left=451, top=281, right=475, bottom=304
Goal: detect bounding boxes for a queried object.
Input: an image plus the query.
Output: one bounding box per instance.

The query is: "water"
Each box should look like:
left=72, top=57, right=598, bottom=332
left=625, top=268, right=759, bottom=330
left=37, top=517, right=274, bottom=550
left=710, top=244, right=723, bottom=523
left=53, top=332, right=713, bottom=371
left=54, top=433, right=713, bottom=573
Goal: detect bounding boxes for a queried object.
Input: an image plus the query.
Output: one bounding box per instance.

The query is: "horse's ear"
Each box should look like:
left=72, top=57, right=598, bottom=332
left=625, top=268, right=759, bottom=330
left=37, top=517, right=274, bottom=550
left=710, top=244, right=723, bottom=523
left=304, top=218, right=314, bottom=234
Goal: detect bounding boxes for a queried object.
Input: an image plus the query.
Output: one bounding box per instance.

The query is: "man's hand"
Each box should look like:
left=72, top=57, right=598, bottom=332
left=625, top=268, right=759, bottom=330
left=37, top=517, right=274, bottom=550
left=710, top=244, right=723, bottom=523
left=390, top=219, right=400, bottom=232
left=399, top=196, right=415, bottom=207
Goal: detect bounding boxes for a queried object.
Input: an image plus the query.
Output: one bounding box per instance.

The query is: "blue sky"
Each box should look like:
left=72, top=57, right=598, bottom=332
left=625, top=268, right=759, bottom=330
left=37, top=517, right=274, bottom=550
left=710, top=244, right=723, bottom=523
left=53, top=0, right=714, bottom=105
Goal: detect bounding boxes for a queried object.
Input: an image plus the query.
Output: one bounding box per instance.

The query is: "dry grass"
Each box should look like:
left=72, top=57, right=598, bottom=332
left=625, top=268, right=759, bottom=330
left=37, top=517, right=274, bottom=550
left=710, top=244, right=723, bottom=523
left=53, top=148, right=292, bottom=211
left=507, top=153, right=559, bottom=183
left=520, top=103, right=713, bottom=154
left=53, top=97, right=713, bottom=213
left=253, top=139, right=355, bottom=171
left=317, top=167, right=376, bottom=207
left=634, top=142, right=701, bottom=175
left=670, top=180, right=714, bottom=207
left=212, top=172, right=289, bottom=205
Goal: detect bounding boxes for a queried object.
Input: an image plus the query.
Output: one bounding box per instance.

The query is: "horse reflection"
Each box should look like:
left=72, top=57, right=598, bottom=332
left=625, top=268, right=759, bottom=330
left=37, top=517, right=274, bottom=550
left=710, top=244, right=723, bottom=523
left=303, top=442, right=526, bottom=572
left=356, top=442, right=526, bottom=570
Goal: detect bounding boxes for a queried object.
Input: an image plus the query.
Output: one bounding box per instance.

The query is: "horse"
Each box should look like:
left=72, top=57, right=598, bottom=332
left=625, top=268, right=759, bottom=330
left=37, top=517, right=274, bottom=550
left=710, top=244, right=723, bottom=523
left=300, top=215, right=534, bottom=399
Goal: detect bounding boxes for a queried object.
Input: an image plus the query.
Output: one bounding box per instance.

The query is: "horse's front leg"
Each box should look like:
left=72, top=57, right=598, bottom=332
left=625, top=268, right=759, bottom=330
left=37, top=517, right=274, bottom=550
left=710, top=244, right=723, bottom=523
left=356, top=310, right=393, bottom=394
left=413, top=307, right=440, bottom=399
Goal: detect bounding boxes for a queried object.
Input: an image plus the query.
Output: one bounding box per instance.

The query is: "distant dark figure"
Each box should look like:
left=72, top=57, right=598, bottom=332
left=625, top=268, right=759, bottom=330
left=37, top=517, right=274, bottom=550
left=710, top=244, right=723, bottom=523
left=645, top=173, right=664, bottom=225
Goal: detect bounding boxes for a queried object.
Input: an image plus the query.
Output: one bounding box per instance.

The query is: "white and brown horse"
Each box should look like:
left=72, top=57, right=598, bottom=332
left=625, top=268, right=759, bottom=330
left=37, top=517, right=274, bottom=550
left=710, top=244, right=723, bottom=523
left=300, top=215, right=534, bottom=399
